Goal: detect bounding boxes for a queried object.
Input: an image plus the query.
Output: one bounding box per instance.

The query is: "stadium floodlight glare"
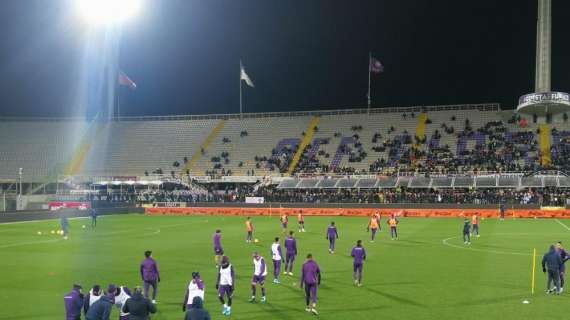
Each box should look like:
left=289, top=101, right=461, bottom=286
left=77, top=0, right=141, bottom=25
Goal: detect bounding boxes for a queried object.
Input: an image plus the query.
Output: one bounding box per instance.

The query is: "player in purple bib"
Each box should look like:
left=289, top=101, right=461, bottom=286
left=326, top=222, right=339, bottom=254
left=213, top=230, right=223, bottom=267
left=284, top=231, right=298, bottom=276
left=300, top=254, right=321, bottom=315
left=351, top=240, right=367, bottom=287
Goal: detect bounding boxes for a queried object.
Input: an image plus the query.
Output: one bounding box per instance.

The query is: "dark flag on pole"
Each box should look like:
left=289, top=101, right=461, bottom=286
left=118, top=70, right=137, bottom=89
left=370, top=57, right=384, bottom=73
left=367, top=54, right=383, bottom=110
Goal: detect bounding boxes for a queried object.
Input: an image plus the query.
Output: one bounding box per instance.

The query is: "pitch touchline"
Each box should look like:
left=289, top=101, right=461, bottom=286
left=555, top=219, right=570, bottom=231
left=0, top=216, right=91, bottom=226
left=442, top=235, right=531, bottom=257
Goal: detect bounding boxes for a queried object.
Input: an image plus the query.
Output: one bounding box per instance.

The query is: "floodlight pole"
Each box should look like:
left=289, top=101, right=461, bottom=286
left=239, top=60, right=243, bottom=119
left=535, top=0, right=551, bottom=93
left=367, top=51, right=372, bottom=115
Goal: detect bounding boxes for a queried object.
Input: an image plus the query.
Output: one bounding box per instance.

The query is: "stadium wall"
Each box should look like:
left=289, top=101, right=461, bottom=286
left=145, top=204, right=570, bottom=219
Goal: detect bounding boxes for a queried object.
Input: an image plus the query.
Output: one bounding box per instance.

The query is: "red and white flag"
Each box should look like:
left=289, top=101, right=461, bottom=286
left=118, top=70, right=137, bottom=89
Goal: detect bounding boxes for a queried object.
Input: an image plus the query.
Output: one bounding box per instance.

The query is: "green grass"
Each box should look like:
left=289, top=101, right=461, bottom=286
left=0, top=214, right=568, bottom=320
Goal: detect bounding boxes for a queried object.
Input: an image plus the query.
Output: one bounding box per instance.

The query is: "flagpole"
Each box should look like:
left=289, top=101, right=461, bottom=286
left=367, top=51, right=372, bottom=114
left=239, top=60, right=243, bottom=120
left=117, top=87, right=121, bottom=122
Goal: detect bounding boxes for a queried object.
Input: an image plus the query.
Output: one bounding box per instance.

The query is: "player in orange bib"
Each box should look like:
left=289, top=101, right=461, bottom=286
left=246, top=217, right=254, bottom=243
left=298, top=211, right=305, bottom=232
left=471, top=213, right=480, bottom=238
left=387, top=214, right=399, bottom=240
left=373, top=210, right=381, bottom=225
left=281, top=214, right=289, bottom=233
left=367, top=214, right=380, bottom=242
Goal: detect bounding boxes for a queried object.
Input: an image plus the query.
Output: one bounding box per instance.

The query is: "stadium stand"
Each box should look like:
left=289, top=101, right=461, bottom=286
left=1, top=103, right=570, bottom=183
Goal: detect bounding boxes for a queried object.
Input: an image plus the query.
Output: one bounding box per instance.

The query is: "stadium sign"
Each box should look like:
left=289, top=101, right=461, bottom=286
left=518, top=92, right=569, bottom=106
left=517, top=92, right=570, bottom=115
left=245, top=197, right=265, bottom=204
left=156, top=202, right=187, bottom=208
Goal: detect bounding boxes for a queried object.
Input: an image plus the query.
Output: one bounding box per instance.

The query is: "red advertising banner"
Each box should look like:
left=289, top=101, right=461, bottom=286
left=48, top=201, right=91, bottom=211
left=146, top=207, right=570, bottom=219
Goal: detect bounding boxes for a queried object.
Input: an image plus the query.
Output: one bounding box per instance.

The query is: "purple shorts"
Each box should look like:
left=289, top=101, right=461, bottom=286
left=353, top=263, right=363, bottom=273
left=282, top=223, right=288, bottom=228
left=286, top=254, right=296, bottom=262
left=120, top=315, right=129, bottom=320
left=214, top=247, right=224, bottom=255
left=252, top=275, right=266, bottom=284
left=304, top=283, right=318, bottom=303
left=218, top=285, right=233, bottom=297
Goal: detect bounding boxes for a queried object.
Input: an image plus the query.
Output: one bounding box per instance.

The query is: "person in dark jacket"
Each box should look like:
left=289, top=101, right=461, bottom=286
left=64, top=284, right=84, bottom=320
left=85, top=286, right=115, bottom=320
left=462, top=218, right=471, bottom=245
left=122, top=287, right=157, bottom=320
left=542, top=245, right=563, bottom=294
left=184, top=296, right=210, bottom=320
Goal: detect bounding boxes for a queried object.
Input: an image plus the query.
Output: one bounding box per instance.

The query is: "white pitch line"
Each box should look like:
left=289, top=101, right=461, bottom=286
left=0, top=216, right=90, bottom=225
left=0, top=238, right=61, bottom=249
left=442, top=236, right=531, bottom=256
left=555, top=219, right=570, bottom=231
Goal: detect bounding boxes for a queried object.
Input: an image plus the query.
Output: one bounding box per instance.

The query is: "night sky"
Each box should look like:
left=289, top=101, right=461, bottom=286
left=0, top=0, right=569, bottom=117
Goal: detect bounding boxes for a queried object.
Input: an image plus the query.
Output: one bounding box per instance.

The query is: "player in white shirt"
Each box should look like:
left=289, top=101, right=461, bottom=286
left=183, top=272, right=205, bottom=312
left=271, top=237, right=284, bottom=284
left=111, top=285, right=131, bottom=320
left=216, top=256, right=235, bottom=316
left=249, top=252, right=268, bottom=303
left=83, top=285, right=102, bottom=314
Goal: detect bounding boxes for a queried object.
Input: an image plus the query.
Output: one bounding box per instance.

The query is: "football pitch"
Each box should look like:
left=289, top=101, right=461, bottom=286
left=0, top=214, right=568, bottom=320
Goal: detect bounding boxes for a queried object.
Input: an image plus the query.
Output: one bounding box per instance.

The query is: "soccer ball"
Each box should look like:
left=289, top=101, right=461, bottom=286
left=82, top=225, right=86, bottom=229
left=37, top=231, right=42, bottom=235
left=254, top=238, right=259, bottom=243
left=50, top=230, right=55, bottom=234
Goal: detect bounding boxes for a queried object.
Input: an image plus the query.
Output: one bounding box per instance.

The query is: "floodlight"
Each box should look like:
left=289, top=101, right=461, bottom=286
left=77, top=0, right=141, bottom=25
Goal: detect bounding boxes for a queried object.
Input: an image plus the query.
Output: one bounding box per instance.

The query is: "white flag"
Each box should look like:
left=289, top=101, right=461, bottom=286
left=240, top=64, right=255, bottom=88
